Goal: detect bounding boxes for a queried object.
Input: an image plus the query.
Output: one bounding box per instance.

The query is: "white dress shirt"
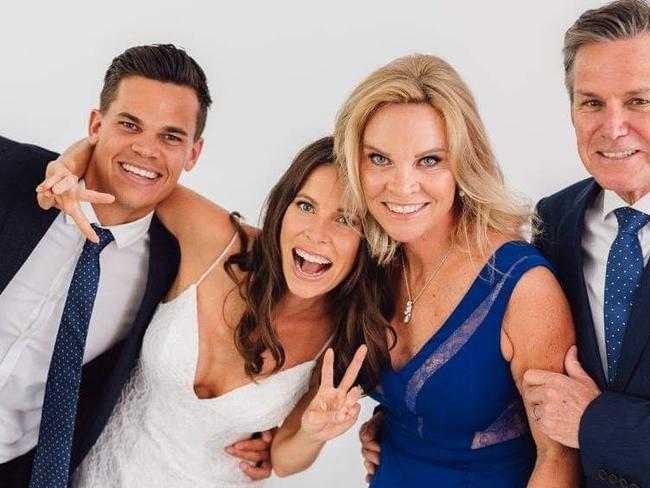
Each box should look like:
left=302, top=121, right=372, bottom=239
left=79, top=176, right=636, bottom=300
left=582, top=189, right=650, bottom=379
left=0, top=200, right=152, bottom=462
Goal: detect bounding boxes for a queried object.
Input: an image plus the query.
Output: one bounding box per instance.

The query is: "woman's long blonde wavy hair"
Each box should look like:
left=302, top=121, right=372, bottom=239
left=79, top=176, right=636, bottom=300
left=334, top=54, right=530, bottom=265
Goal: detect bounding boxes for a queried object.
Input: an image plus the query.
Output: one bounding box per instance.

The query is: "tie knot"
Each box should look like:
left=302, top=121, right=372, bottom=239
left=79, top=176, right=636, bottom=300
left=614, top=207, right=650, bottom=236
left=87, top=224, right=115, bottom=252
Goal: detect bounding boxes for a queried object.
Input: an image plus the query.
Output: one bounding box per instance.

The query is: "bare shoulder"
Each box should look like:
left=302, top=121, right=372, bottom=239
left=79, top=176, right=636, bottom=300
left=503, top=263, right=575, bottom=371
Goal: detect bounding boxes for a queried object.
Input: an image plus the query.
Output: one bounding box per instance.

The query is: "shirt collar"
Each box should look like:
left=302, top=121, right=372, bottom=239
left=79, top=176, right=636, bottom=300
left=601, top=189, right=650, bottom=221
left=65, top=180, right=153, bottom=248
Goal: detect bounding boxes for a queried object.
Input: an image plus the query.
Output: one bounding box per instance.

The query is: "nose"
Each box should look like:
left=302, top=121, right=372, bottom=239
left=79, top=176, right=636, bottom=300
left=131, top=133, right=160, bottom=159
left=600, top=104, right=630, bottom=140
left=386, top=164, right=418, bottom=196
left=304, top=216, right=331, bottom=244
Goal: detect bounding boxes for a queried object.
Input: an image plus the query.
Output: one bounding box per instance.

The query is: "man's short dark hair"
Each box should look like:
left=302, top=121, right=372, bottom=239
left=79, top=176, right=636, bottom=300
left=100, top=44, right=212, bottom=139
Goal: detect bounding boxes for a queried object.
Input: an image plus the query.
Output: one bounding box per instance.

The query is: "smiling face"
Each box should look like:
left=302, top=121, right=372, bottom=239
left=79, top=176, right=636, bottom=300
left=571, top=35, right=650, bottom=203
left=360, top=103, right=456, bottom=244
left=279, top=164, right=362, bottom=300
left=85, top=75, right=204, bottom=224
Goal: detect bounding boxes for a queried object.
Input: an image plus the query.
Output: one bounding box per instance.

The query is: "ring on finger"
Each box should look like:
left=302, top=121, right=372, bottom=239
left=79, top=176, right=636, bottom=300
left=532, top=404, right=541, bottom=421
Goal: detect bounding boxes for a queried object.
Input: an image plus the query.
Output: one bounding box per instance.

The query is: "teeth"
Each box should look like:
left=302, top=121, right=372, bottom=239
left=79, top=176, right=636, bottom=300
left=121, top=163, right=159, bottom=179
left=295, top=248, right=331, bottom=265
left=600, top=150, right=637, bottom=159
left=385, top=202, right=426, bottom=214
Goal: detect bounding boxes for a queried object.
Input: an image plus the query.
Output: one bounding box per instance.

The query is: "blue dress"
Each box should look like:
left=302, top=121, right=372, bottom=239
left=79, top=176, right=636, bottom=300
left=369, top=241, right=552, bottom=487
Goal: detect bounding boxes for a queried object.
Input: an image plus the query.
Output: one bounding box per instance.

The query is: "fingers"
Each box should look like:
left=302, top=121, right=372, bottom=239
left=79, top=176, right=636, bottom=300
left=320, top=348, right=335, bottom=390
left=362, top=447, right=380, bottom=466
left=338, top=345, right=367, bottom=392
left=37, top=170, right=75, bottom=194
left=522, top=368, right=557, bottom=387
left=564, top=345, right=589, bottom=380
left=69, top=206, right=98, bottom=243
left=225, top=444, right=270, bottom=463
left=228, top=437, right=271, bottom=454
left=238, top=460, right=272, bottom=481
left=336, top=387, right=364, bottom=422
left=79, top=189, right=115, bottom=205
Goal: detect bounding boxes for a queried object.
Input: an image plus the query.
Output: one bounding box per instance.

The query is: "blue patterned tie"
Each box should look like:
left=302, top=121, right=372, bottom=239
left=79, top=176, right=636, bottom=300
left=604, top=207, right=650, bottom=383
left=29, top=225, right=114, bottom=488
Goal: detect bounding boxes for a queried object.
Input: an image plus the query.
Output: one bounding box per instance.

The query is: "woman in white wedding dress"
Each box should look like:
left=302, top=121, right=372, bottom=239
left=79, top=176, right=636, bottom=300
left=39, top=136, right=394, bottom=487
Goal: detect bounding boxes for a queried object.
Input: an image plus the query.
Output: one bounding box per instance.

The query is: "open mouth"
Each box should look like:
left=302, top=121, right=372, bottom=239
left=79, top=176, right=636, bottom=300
left=119, top=162, right=162, bottom=181
left=383, top=202, right=428, bottom=215
left=292, top=247, right=332, bottom=277
left=597, top=149, right=639, bottom=160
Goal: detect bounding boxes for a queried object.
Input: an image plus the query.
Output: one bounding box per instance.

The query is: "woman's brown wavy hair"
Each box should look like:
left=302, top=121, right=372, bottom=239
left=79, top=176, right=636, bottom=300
left=224, top=136, right=395, bottom=391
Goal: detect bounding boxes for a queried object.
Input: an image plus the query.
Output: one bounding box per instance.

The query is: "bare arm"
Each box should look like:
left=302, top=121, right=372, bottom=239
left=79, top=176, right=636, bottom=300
left=272, top=346, right=367, bottom=477
left=502, top=266, right=580, bottom=488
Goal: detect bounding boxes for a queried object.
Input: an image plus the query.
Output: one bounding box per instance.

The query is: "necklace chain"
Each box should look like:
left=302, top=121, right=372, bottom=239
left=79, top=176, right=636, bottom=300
left=402, top=246, right=452, bottom=324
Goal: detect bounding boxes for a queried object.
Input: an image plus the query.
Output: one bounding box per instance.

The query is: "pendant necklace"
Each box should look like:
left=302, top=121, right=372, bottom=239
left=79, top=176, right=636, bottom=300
left=402, top=246, right=452, bottom=324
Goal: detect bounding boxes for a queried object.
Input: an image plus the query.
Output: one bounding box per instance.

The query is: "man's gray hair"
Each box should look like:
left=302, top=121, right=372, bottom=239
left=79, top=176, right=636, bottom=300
left=564, top=0, right=650, bottom=97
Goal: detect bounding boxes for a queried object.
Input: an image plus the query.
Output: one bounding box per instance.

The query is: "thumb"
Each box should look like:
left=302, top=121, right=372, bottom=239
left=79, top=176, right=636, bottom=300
left=564, top=345, right=588, bottom=379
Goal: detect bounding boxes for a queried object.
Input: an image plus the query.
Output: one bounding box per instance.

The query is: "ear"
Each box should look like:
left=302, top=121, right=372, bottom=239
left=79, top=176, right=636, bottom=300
left=88, top=109, right=102, bottom=144
left=183, top=136, right=204, bottom=172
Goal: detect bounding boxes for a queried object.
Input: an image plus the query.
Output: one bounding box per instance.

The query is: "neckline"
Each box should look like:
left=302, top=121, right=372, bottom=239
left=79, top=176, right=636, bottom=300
left=389, top=240, right=523, bottom=375
left=159, top=282, right=322, bottom=402
left=194, top=359, right=316, bottom=403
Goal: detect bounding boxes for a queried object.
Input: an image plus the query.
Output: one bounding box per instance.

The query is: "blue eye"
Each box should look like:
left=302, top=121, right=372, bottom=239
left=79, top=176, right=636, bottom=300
left=630, top=98, right=650, bottom=106
left=120, top=121, right=138, bottom=131
left=296, top=201, right=314, bottom=213
left=369, top=153, right=388, bottom=165
left=337, top=214, right=359, bottom=226
left=420, top=156, right=440, bottom=168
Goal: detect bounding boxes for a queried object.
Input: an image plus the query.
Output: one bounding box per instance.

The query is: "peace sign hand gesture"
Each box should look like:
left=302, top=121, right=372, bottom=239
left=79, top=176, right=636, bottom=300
left=300, top=345, right=367, bottom=443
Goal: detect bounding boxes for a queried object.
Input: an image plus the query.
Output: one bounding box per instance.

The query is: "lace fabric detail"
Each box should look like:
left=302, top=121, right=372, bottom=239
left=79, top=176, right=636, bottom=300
left=470, top=400, right=528, bottom=449
left=404, top=257, right=529, bottom=414
left=72, top=285, right=315, bottom=487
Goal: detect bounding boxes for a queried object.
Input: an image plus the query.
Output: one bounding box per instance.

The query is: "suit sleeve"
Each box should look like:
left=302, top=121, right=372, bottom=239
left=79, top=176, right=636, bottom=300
left=579, top=391, right=650, bottom=483
left=532, top=197, right=552, bottom=256
left=0, top=136, right=59, bottom=205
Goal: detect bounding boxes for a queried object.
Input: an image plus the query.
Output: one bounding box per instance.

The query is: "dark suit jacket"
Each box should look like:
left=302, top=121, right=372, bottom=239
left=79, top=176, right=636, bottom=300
left=0, top=135, right=180, bottom=478
left=536, top=177, right=650, bottom=488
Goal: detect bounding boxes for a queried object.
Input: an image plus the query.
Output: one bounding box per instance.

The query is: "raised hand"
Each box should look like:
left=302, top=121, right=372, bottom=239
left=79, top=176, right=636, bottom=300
left=35, top=138, right=114, bottom=243
left=300, top=345, right=367, bottom=443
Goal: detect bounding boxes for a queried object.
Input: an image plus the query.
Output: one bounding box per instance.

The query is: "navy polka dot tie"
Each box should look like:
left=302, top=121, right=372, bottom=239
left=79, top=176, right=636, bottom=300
left=29, top=226, right=114, bottom=488
left=604, top=207, right=650, bottom=383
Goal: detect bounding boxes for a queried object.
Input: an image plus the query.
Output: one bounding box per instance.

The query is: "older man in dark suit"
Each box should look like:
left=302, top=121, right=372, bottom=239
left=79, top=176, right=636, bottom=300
left=523, top=1, right=650, bottom=487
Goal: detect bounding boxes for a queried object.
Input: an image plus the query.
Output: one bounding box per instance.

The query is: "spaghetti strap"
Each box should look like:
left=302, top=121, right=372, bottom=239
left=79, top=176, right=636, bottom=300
left=313, top=333, right=336, bottom=360
left=196, top=231, right=239, bottom=286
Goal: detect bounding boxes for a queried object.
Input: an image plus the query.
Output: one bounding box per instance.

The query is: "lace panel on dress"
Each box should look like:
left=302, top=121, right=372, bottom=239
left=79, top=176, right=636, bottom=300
left=470, top=400, right=528, bottom=449
left=404, top=257, right=529, bottom=414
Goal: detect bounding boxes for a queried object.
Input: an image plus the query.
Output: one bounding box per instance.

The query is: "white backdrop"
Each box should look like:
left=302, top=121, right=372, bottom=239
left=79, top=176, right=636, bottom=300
left=1, top=1, right=605, bottom=486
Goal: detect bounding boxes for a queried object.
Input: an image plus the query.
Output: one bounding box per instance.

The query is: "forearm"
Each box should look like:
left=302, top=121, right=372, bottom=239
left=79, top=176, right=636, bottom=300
left=527, top=446, right=580, bottom=488
left=59, top=138, right=93, bottom=176
left=271, top=427, right=326, bottom=478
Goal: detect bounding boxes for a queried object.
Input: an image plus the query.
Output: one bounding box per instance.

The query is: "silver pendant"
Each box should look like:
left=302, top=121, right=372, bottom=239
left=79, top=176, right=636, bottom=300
left=403, top=300, right=413, bottom=324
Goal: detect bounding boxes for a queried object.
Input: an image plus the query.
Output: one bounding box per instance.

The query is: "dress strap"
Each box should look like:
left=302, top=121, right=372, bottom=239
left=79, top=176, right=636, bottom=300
left=196, top=231, right=239, bottom=286
left=313, top=333, right=336, bottom=360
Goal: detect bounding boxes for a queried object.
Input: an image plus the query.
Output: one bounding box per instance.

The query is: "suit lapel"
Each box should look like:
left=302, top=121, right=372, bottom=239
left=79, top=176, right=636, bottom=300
left=612, top=250, right=650, bottom=390
left=0, top=193, right=59, bottom=294
left=558, top=181, right=608, bottom=388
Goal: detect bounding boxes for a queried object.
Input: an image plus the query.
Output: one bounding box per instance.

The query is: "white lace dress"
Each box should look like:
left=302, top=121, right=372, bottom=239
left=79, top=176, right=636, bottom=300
left=72, top=238, right=321, bottom=487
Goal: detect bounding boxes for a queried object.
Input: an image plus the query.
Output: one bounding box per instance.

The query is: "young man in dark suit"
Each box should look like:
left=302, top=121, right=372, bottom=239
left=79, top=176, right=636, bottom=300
left=0, top=44, right=270, bottom=488
left=522, top=1, right=650, bottom=487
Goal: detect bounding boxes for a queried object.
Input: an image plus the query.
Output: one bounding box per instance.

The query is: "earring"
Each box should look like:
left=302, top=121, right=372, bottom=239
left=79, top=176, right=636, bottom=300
left=458, top=190, right=466, bottom=198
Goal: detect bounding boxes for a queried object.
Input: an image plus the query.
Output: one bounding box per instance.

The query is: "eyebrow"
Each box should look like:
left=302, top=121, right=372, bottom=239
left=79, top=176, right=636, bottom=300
left=117, top=112, right=189, bottom=137
left=574, top=88, right=650, bottom=98
left=295, top=193, right=345, bottom=213
left=363, top=143, right=447, bottom=159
